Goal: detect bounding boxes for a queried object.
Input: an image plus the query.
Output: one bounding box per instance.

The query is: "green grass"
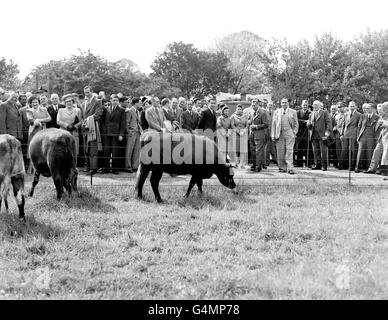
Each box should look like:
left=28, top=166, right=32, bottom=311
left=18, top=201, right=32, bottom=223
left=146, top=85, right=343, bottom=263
left=0, top=182, right=387, bottom=299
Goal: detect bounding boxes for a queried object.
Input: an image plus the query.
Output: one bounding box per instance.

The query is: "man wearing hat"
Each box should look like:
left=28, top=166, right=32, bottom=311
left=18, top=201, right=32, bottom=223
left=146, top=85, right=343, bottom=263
left=125, top=97, right=142, bottom=173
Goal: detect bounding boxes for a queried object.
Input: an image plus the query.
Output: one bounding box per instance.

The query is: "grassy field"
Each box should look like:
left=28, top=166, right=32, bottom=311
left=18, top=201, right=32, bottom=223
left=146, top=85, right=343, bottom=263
left=0, top=179, right=387, bottom=299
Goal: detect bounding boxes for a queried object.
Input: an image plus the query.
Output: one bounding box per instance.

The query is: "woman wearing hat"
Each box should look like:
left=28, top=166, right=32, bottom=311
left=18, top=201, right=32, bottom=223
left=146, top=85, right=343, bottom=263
left=216, top=104, right=232, bottom=163
left=230, top=104, right=249, bottom=167
left=57, top=94, right=83, bottom=160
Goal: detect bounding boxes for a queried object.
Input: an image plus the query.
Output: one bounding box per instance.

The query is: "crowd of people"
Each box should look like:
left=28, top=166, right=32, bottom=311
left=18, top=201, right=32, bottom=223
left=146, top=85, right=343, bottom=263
left=0, top=85, right=387, bottom=177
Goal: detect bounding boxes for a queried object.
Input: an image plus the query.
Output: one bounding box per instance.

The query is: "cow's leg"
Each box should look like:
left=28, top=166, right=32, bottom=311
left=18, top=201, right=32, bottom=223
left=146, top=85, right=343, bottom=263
left=11, top=174, right=25, bottom=221
left=135, top=164, right=150, bottom=200
left=196, top=178, right=203, bottom=195
left=184, top=176, right=197, bottom=197
left=53, top=172, right=64, bottom=200
left=29, top=171, right=40, bottom=197
left=150, top=169, right=164, bottom=203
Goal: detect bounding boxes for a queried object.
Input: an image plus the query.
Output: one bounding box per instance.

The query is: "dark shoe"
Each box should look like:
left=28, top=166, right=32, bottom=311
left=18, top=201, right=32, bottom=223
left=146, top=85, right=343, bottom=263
left=354, top=168, right=360, bottom=173
left=255, top=168, right=262, bottom=173
left=97, top=168, right=105, bottom=174
left=279, top=168, right=287, bottom=173
left=288, top=170, right=294, bottom=175
left=83, top=168, right=90, bottom=173
left=125, top=168, right=134, bottom=173
left=375, top=170, right=382, bottom=175
left=90, top=169, right=97, bottom=175
left=311, top=165, right=322, bottom=170
left=322, top=167, right=327, bottom=171
left=262, top=165, right=267, bottom=169
left=250, top=166, right=256, bottom=172
left=111, top=170, right=119, bottom=175
left=363, top=170, right=376, bottom=174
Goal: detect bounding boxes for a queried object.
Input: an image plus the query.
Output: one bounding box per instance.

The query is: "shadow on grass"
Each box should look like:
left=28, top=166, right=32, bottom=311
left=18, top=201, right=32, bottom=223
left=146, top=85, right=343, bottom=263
left=0, top=212, right=62, bottom=240
left=30, top=186, right=118, bottom=214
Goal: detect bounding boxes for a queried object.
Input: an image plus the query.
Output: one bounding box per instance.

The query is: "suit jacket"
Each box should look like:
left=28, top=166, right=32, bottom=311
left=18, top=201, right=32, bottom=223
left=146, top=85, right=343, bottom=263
left=357, top=113, right=379, bottom=141
left=168, top=108, right=183, bottom=123
left=46, top=104, right=65, bottom=128
left=145, top=107, right=166, bottom=132
left=84, top=96, right=103, bottom=121
left=297, top=109, right=311, bottom=138
left=198, top=108, right=217, bottom=131
left=308, top=109, right=332, bottom=139
left=140, top=109, right=149, bottom=131
left=180, top=110, right=199, bottom=132
left=271, top=108, right=299, bottom=140
left=343, top=110, right=361, bottom=139
left=126, top=106, right=142, bottom=134
left=0, top=101, right=23, bottom=139
left=100, top=105, right=126, bottom=136
left=18, top=105, right=30, bottom=141
left=250, top=109, right=268, bottom=140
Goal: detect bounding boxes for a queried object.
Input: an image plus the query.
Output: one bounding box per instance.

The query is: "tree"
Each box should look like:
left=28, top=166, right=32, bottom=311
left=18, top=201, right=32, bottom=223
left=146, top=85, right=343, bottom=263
left=151, top=41, right=233, bottom=97
left=214, top=31, right=268, bottom=94
left=342, top=29, right=388, bottom=103
left=0, top=58, right=20, bottom=89
left=151, top=42, right=202, bottom=97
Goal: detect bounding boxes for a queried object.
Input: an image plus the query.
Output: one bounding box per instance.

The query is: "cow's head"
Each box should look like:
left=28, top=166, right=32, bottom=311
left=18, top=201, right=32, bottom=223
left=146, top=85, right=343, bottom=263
left=66, top=167, right=78, bottom=193
left=216, top=164, right=236, bottom=190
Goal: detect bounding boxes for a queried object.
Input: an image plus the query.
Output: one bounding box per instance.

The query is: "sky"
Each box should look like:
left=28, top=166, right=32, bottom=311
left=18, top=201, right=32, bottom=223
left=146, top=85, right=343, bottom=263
left=2, top=0, right=387, bottom=79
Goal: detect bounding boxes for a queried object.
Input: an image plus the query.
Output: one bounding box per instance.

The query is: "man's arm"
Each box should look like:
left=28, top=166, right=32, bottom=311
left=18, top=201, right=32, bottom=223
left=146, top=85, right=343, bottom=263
left=0, top=103, right=7, bottom=134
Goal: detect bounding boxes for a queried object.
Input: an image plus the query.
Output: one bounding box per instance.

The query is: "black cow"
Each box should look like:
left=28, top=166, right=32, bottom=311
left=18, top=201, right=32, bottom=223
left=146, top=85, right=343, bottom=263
left=28, top=128, right=78, bottom=200
left=0, top=134, right=26, bottom=220
left=135, top=132, right=236, bottom=202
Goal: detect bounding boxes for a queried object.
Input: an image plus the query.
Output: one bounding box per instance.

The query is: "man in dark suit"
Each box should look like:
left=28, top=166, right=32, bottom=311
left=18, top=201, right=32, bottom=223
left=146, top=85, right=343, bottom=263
left=180, top=100, right=199, bottom=133
left=0, top=92, right=23, bottom=140
left=198, top=98, right=217, bottom=140
left=307, top=100, right=333, bottom=171
left=82, top=85, right=103, bottom=174
left=140, top=98, right=151, bottom=131
left=295, top=100, right=312, bottom=167
left=46, top=93, right=65, bottom=128
left=340, top=100, right=362, bottom=170
left=355, top=103, right=380, bottom=172
left=100, top=94, right=126, bottom=174
left=17, top=94, right=30, bottom=169
left=249, top=101, right=269, bottom=172
left=168, top=99, right=183, bottom=131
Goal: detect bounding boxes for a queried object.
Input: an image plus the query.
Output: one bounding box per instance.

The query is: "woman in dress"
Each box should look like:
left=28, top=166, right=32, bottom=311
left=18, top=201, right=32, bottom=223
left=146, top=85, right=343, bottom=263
left=57, top=94, right=83, bottom=158
left=230, top=104, right=249, bottom=167
left=26, top=95, right=51, bottom=141
left=216, top=104, right=232, bottom=163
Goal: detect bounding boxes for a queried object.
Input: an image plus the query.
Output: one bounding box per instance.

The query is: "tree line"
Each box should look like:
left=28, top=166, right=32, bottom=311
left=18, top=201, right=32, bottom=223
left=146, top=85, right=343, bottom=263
left=1, top=29, right=387, bottom=104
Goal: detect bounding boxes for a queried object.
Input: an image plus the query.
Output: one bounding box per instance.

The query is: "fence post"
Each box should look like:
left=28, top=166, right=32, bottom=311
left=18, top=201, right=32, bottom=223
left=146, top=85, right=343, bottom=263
left=348, top=138, right=352, bottom=186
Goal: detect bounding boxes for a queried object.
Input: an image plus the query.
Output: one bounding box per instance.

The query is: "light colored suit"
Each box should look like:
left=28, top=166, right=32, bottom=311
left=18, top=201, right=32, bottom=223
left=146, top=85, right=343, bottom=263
left=126, top=106, right=142, bottom=170
left=271, top=108, right=299, bottom=171
left=145, top=107, right=166, bottom=132
left=83, top=96, right=103, bottom=170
